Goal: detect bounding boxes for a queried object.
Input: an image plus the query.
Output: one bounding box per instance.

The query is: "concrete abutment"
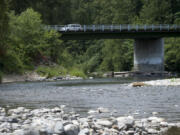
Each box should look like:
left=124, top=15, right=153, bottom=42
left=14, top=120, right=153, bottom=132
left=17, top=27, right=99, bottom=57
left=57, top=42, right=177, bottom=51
left=134, top=38, right=164, bottom=72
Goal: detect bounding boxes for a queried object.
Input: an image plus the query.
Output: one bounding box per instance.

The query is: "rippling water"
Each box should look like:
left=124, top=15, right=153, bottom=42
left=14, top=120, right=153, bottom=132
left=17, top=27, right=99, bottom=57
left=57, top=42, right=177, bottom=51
left=0, top=78, right=180, bottom=122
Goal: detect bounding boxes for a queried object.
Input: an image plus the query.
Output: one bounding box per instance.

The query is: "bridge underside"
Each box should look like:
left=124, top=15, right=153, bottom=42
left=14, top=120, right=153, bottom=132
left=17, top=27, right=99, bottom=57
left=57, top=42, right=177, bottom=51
left=60, top=31, right=179, bottom=40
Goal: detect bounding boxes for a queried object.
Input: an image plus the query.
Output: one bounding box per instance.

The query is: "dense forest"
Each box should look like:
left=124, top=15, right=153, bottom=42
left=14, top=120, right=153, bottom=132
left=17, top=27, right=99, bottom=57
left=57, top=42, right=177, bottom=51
left=0, top=0, right=180, bottom=80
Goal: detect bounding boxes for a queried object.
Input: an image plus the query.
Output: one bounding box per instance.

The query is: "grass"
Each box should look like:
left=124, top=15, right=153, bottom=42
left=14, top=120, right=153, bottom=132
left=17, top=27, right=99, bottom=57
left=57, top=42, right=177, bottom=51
left=36, top=65, right=87, bottom=79
left=69, top=67, right=87, bottom=79
left=163, top=127, right=180, bottom=135
left=170, top=78, right=176, bottom=82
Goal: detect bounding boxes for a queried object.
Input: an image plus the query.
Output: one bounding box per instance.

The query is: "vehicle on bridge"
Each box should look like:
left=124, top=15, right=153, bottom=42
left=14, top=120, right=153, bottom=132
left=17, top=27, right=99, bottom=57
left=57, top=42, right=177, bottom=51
left=61, top=24, right=83, bottom=31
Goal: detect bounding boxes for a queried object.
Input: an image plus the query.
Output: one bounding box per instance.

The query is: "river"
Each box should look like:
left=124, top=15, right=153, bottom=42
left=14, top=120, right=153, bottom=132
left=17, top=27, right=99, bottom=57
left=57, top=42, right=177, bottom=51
left=0, top=78, right=180, bottom=122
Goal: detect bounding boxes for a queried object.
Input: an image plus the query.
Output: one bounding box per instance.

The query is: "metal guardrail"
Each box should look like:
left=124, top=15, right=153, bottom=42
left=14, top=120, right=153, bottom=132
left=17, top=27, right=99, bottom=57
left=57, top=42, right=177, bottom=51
left=45, top=24, right=180, bottom=32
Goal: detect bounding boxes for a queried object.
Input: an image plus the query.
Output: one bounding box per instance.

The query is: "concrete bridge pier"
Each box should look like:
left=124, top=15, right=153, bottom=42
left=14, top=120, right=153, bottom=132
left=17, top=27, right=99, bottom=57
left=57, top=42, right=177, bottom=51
left=134, top=38, right=164, bottom=72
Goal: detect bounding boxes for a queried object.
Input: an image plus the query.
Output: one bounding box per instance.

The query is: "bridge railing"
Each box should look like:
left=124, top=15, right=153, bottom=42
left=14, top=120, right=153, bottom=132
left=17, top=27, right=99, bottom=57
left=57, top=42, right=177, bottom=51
left=46, top=24, right=180, bottom=32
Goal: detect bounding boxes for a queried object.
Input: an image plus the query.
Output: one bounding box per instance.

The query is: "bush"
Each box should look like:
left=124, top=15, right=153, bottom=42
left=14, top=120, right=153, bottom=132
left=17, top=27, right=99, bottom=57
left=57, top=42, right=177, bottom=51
left=0, top=51, right=24, bottom=74
left=36, top=66, right=67, bottom=78
left=69, top=67, right=87, bottom=78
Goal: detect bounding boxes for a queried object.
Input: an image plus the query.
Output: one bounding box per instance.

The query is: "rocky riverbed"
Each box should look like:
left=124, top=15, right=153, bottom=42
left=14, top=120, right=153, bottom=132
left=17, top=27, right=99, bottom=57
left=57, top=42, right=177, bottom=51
left=2, top=73, right=83, bottom=83
left=0, top=106, right=180, bottom=135
left=131, top=78, right=180, bottom=87
left=143, top=78, right=180, bottom=86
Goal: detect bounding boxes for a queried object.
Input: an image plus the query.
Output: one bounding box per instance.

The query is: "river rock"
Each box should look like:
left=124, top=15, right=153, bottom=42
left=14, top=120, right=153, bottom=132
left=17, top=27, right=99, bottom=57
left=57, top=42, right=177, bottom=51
left=0, top=116, right=7, bottom=122
left=78, top=128, right=89, bottom=135
left=117, top=116, right=134, bottom=129
left=54, top=121, right=64, bottom=134
left=13, top=129, right=25, bottom=135
left=87, top=110, right=98, bottom=114
left=64, top=124, right=79, bottom=135
left=96, top=119, right=113, bottom=128
left=24, top=128, right=40, bottom=135
left=148, top=117, right=164, bottom=123
left=9, top=107, right=26, bottom=115
left=147, top=128, right=158, bottom=134
left=97, top=107, right=109, bottom=113
left=80, top=121, right=89, bottom=129
left=0, top=106, right=180, bottom=135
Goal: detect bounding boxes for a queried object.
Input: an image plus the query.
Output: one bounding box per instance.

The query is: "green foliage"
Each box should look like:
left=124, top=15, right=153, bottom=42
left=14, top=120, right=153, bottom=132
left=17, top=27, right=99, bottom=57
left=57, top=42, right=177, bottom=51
left=165, top=38, right=180, bottom=73
left=0, top=0, right=9, bottom=57
left=69, top=67, right=87, bottom=78
left=9, top=9, right=45, bottom=65
left=1, top=0, right=180, bottom=76
left=112, top=0, right=143, bottom=24
left=43, top=30, right=63, bottom=63
left=58, top=49, right=74, bottom=68
left=100, top=40, right=133, bottom=72
left=36, top=66, right=67, bottom=78
left=140, top=0, right=172, bottom=24
left=175, top=12, right=180, bottom=24
left=36, top=65, right=86, bottom=78
left=9, top=8, right=63, bottom=67
left=0, top=51, right=24, bottom=74
left=83, top=54, right=102, bottom=73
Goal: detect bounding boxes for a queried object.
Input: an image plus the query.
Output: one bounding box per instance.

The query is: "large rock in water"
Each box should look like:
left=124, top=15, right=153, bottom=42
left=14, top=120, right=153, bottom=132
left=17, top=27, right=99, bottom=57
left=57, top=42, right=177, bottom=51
left=64, top=124, right=79, bottom=135
left=132, top=82, right=146, bottom=87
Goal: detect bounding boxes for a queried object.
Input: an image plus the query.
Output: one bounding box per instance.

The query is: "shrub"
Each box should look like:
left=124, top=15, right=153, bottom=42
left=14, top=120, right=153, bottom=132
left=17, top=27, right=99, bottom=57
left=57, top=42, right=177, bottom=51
left=69, top=67, right=87, bottom=78
left=0, top=51, right=24, bottom=74
left=36, top=66, right=67, bottom=78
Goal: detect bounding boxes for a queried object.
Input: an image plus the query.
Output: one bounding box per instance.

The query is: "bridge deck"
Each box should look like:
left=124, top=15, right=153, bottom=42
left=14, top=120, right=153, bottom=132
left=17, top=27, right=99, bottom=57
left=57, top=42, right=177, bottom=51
left=46, top=24, right=180, bottom=39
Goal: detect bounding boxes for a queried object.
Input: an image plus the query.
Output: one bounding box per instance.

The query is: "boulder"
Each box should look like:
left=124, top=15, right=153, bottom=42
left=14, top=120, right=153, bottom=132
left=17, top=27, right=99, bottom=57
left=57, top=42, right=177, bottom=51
left=78, top=128, right=89, bottom=135
left=96, top=119, right=113, bottom=128
left=54, top=121, right=64, bottom=134
left=64, top=124, right=79, bottom=135
left=117, top=116, right=134, bottom=129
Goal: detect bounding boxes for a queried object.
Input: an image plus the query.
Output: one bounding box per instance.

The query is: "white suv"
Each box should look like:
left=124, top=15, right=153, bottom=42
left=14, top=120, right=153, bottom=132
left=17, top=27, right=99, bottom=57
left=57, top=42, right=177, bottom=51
left=61, top=24, right=83, bottom=31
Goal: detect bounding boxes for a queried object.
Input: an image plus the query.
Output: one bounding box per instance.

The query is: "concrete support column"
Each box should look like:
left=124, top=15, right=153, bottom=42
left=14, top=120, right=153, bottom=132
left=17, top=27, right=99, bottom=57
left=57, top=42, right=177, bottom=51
left=134, top=38, right=164, bottom=72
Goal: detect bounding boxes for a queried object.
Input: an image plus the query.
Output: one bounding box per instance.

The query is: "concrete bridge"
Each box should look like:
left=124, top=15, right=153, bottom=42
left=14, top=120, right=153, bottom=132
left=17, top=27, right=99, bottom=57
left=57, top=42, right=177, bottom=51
left=47, top=24, right=180, bottom=72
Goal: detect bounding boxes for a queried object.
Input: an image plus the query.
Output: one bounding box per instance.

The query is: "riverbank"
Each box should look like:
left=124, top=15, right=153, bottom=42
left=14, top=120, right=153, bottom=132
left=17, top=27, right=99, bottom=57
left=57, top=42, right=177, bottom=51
left=1, top=72, right=83, bottom=83
left=2, top=72, right=180, bottom=87
left=0, top=106, right=180, bottom=135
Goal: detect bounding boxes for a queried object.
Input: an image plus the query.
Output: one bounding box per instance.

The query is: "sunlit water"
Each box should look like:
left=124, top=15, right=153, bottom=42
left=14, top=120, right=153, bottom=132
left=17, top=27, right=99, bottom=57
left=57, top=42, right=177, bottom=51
left=0, top=78, right=180, bottom=122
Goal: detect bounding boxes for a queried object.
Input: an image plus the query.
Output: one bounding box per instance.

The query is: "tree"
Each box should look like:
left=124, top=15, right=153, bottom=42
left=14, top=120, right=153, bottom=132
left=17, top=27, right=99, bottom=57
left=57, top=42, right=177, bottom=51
left=100, top=39, right=133, bottom=71
left=175, top=12, right=180, bottom=24
left=113, top=0, right=143, bottom=24
left=9, top=8, right=63, bottom=66
left=140, top=0, right=172, bottom=24
left=0, top=0, right=9, bottom=79
left=33, top=0, right=72, bottom=24
left=8, top=0, right=35, bottom=14
left=165, top=38, right=180, bottom=73
left=0, top=0, right=9, bottom=57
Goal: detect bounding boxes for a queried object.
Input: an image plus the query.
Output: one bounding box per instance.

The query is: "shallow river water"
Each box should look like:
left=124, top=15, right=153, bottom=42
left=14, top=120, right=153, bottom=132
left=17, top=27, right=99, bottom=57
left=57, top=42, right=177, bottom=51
left=0, top=78, right=180, bottom=122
